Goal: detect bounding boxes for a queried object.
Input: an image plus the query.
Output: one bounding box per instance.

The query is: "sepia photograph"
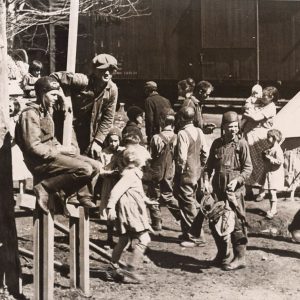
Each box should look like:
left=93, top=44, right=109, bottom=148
left=0, top=0, right=299, bottom=299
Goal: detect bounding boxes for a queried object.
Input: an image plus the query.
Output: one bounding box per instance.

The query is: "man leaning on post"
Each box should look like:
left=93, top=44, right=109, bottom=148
left=51, top=53, right=119, bottom=158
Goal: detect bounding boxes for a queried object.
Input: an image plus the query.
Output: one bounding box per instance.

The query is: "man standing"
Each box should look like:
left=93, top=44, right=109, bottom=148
left=182, top=80, right=215, bottom=133
left=51, top=53, right=118, bottom=158
left=15, top=77, right=101, bottom=213
left=144, top=81, right=172, bottom=144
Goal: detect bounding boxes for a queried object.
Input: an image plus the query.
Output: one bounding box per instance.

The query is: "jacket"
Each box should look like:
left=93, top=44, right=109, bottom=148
left=51, top=72, right=118, bottom=153
left=144, top=92, right=171, bottom=143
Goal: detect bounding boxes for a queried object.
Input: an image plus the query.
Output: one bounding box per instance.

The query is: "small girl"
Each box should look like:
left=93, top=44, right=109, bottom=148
left=258, top=129, right=284, bottom=219
left=106, top=144, right=157, bottom=283
left=21, top=60, right=43, bottom=98
left=98, top=127, right=124, bottom=246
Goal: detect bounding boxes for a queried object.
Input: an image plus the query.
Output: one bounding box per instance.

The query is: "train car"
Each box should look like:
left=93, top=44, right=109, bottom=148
left=19, top=0, right=300, bottom=102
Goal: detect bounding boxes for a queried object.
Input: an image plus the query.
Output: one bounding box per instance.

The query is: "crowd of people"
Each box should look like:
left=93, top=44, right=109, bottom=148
left=13, top=53, right=300, bottom=284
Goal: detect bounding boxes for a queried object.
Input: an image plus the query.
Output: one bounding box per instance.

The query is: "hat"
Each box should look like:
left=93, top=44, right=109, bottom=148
left=35, top=76, right=60, bottom=101
left=92, top=54, right=118, bottom=70
left=127, top=106, right=144, bottom=121
left=222, top=111, right=239, bottom=125
left=144, top=81, right=157, bottom=89
left=107, top=126, right=122, bottom=140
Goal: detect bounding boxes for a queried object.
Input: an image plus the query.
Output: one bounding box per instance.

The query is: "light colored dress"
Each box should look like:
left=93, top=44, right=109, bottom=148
left=263, top=142, right=285, bottom=191
left=107, top=167, right=151, bottom=235
left=98, top=146, right=123, bottom=220
left=245, top=102, right=277, bottom=186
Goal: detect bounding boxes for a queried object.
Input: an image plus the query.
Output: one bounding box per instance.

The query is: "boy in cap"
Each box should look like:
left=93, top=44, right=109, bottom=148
left=204, top=111, right=252, bottom=270
left=144, top=81, right=172, bottom=144
left=122, top=106, right=145, bottom=145
left=51, top=53, right=118, bottom=158
left=15, top=76, right=101, bottom=213
left=174, top=106, right=209, bottom=239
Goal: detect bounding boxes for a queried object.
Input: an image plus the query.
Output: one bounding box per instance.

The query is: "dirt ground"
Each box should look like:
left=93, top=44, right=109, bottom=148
left=14, top=113, right=300, bottom=299
left=16, top=196, right=300, bottom=300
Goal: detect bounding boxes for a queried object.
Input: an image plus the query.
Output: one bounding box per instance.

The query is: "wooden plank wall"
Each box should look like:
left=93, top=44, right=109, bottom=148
left=74, top=0, right=300, bottom=83
left=259, top=1, right=300, bottom=81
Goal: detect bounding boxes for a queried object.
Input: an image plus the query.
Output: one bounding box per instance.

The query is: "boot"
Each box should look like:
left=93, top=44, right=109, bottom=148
left=211, top=233, right=232, bottom=267
left=33, top=183, right=49, bottom=214
left=223, top=244, right=246, bottom=271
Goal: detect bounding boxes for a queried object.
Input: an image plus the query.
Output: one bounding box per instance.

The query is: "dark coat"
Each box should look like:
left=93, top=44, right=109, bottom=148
left=144, top=92, right=171, bottom=143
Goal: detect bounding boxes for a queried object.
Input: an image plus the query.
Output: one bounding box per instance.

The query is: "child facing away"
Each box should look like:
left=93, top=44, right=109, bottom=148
left=21, top=60, right=43, bottom=98
left=147, top=108, right=181, bottom=231
left=257, top=129, right=285, bottom=219
left=106, top=144, right=158, bottom=283
left=98, top=127, right=124, bottom=247
left=122, top=106, right=145, bottom=145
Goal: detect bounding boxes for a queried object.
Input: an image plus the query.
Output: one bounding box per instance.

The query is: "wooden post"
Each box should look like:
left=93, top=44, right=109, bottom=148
left=65, top=2, right=90, bottom=296
left=0, top=0, right=21, bottom=296
left=256, top=0, right=260, bottom=83
left=67, top=0, right=79, bottom=73
left=79, top=208, right=90, bottom=295
left=33, top=198, right=55, bottom=300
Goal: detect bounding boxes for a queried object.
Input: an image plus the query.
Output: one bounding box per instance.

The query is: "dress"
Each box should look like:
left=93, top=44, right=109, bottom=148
left=263, top=142, right=284, bottom=191
left=98, top=146, right=124, bottom=220
left=107, top=168, right=151, bottom=234
left=245, top=102, right=277, bottom=186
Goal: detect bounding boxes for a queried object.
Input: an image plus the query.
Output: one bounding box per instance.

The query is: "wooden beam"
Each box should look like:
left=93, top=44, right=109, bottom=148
left=0, top=0, right=21, bottom=296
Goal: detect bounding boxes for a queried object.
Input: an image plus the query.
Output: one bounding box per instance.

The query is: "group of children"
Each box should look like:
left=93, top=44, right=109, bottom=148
left=16, top=62, right=288, bottom=282
left=94, top=82, right=289, bottom=283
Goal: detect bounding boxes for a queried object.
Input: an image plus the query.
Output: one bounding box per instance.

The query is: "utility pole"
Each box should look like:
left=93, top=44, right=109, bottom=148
left=0, top=0, right=21, bottom=296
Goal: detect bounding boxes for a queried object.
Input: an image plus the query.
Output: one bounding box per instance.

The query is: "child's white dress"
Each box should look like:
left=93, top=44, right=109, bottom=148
left=263, top=142, right=285, bottom=191
left=107, top=167, right=151, bottom=234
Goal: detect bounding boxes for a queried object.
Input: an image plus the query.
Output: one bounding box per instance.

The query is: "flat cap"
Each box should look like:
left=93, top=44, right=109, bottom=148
left=92, top=54, right=118, bottom=70
left=144, top=81, right=157, bottom=89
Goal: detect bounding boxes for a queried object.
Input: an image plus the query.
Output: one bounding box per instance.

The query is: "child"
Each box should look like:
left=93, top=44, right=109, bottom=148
left=241, top=84, right=263, bottom=133
left=98, top=127, right=124, bottom=247
left=122, top=106, right=145, bottom=145
left=204, top=111, right=252, bottom=270
left=106, top=144, right=157, bottom=283
left=147, top=108, right=181, bottom=231
left=174, top=106, right=209, bottom=241
left=257, top=129, right=284, bottom=219
left=21, top=60, right=43, bottom=98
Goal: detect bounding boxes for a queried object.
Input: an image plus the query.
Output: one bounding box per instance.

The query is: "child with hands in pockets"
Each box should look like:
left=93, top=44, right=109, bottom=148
left=106, top=144, right=158, bottom=283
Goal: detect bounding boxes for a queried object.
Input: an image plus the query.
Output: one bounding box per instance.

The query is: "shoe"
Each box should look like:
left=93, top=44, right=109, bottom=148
left=255, top=193, right=265, bottom=202
left=119, top=266, right=143, bottom=284
left=223, top=244, right=246, bottom=271
left=266, top=211, right=278, bottom=219
left=78, top=198, right=97, bottom=208
left=33, top=183, right=49, bottom=214
left=105, top=263, right=123, bottom=281
left=180, top=236, right=206, bottom=248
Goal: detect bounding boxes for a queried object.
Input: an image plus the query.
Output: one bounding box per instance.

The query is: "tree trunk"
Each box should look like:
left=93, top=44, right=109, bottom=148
left=0, top=0, right=21, bottom=296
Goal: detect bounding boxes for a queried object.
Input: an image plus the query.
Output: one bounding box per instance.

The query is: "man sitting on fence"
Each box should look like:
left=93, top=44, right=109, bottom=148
left=15, top=76, right=101, bottom=213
